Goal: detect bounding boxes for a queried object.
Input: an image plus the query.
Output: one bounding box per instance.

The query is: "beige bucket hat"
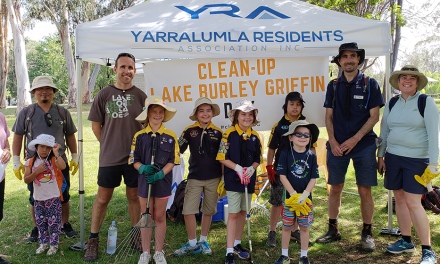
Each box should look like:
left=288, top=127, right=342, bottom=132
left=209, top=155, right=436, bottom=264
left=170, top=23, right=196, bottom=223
left=189, top=97, right=220, bottom=121
left=389, top=65, right=428, bottom=91
left=282, top=120, right=319, bottom=145
left=28, top=134, right=56, bottom=151
left=227, top=99, right=260, bottom=126
left=30, top=76, right=59, bottom=93
left=135, top=95, right=177, bottom=123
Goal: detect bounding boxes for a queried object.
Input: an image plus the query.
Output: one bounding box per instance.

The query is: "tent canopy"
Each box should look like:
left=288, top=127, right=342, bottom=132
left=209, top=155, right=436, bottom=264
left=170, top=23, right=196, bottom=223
left=75, top=0, right=390, bottom=66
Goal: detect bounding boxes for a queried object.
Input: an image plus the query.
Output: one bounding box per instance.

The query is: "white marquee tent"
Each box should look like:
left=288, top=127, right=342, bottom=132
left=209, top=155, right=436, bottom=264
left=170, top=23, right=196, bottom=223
left=73, top=0, right=391, bottom=249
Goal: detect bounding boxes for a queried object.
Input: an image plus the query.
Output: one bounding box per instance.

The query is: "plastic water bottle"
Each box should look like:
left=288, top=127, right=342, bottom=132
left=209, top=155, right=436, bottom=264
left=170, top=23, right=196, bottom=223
left=107, top=221, right=117, bottom=254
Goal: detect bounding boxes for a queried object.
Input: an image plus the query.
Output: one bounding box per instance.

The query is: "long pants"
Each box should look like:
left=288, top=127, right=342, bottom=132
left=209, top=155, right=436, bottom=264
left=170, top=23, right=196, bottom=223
left=34, top=197, right=62, bottom=246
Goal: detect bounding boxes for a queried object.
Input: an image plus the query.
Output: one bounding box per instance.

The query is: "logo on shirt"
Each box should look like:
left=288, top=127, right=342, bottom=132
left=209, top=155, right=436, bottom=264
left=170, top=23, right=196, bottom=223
left=190, top=130, right=198, bottom=137
left=106, top=94, right=134, bottom=119
left=281, top=125, right=289, bottom=130
left=168, top=138, right=174, bottom=144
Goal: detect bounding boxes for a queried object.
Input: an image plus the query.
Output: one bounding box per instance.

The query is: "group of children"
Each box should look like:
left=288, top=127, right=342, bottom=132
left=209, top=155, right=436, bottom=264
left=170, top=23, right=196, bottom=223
left=130, top=92, right=319, bottom=264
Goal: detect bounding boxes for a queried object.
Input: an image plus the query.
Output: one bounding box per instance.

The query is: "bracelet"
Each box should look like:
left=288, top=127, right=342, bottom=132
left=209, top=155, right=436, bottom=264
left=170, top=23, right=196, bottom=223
left=55, top=154, right=61, bottom=159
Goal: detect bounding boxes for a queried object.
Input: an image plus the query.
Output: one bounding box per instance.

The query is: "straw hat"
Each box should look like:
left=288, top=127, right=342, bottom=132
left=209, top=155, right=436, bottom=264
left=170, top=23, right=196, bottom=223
left=189, top=97, right=220, bottom=121
left=389, top=65, right=428, bottom=91
left=30, top=76, right=59, bottom=93
left=282, top=120, right=319, bottom=145
left=135, top=95, right=177, bottom=123
left=227, top=99, right=260, bottom=126
left=333, top=42, right=365, bottom=67
left=28, top=134, right=56, bottom=151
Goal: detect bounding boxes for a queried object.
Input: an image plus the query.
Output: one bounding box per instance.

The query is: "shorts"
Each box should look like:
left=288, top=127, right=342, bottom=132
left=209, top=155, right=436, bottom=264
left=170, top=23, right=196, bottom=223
left=384, top=152, right=429, bottom=194
left=29, top=165, right=70, bottom=205
left=97, top=164, right=138, bottom=189
left=138, top=171, right=172, bottom=198
left=226, top=191, right=253, bottom=214
left=327, top=143, right=378, bottom=186
left=281, top=201, right=313, bottom=228
left=268, top=175, right=284, bottom=207
left=183, top=178, right=221, bottom=216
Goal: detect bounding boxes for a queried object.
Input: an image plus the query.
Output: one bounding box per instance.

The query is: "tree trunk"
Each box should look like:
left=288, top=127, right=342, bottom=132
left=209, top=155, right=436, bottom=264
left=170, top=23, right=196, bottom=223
left=6, top=0, right=31, bottom=114
left=0, top=0, right=9, bottom=109
left=391, top=0, right=402, bottom=72
left=88, top=64, right=101, bottom=97
left=81, top=61, right=92, bottom=103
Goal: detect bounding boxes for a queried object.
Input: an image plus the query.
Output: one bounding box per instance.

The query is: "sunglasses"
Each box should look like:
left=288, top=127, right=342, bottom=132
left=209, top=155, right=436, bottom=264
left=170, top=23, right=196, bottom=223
left=45, top=113, right=52, bottom=127
left=292, top=132, right=311, bottom=139
left=401, top=67, right=419, bottom=72
left=116, top=52, right=135, bottom=62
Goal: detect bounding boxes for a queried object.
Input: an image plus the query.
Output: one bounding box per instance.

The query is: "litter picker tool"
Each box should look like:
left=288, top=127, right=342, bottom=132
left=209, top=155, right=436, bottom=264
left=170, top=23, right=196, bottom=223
left=244, top=184, right=254, bottom=264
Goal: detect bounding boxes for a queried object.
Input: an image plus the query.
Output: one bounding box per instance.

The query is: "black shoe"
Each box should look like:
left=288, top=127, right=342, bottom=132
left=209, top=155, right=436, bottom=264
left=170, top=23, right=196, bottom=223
left=266, top=230, right=276, bottom=247
left=26, top=226, right=38, bottom=243
left=0, top=256, right=11, bottom=264
left=291, top=229, right=312, bottom=245
left=61, top=222, right=78, bottom=238
left=225, top=253, right=235, bottom=264
left=315, top=223, right=341, bottom=243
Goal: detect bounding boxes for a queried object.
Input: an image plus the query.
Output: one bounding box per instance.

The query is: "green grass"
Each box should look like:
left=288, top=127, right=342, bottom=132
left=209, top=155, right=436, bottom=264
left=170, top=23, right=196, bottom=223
left=1, top=113, right=440, bottom=264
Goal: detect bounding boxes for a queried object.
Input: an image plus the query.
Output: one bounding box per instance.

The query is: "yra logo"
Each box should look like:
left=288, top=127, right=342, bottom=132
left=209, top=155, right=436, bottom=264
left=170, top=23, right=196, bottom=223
left=175, top=4, right=290, bottom=19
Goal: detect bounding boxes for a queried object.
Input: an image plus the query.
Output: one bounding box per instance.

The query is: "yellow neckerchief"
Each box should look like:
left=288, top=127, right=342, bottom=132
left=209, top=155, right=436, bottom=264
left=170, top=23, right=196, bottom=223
left=285, top=113, right=301, bottom=122
left=145, top=123, right=167, bottom=135
left=235, top=124, right=252, bottom=140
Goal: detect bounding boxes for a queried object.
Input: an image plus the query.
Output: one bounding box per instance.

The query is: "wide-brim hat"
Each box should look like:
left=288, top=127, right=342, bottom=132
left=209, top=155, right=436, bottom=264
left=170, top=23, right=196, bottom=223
left=389, top=65, right=428, bottom=91
left=28, top=134, right=56, bottom=151
left=227, top=99, right=260, bottom=126
left=135, top=95, right=177, bottom=123
left=333, top=42, right=365, bottom=67
left=30, top=76, right=59, bottom=93
left=189, top=97, right=220, bottom=121
left=282, top=120, right=319, bottom=145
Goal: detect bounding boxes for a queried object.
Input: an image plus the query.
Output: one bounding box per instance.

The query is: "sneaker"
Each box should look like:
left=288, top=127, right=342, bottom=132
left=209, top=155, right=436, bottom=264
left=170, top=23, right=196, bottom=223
left=361, top=230, right=375, bottom=252
left=0, top=256, right=11, bottom=264
left=27, top=226, right=38, bottom=243
left=131, top=229, right=143, bottom=252
left=267, top=230, right=276, bottom=247
left=153, top=251, right=167, bottom=264
left=61, top=222, right=78, bottom=238
left=174, top=242, right=202, bottom=256
left=47, top=245, right=58, bottom=256
left=421, top=249, right=437, bottom=264
left=291, top=229, right=311, bottom=245
left=225, top=253, right=235, bottom=264
left=200, top=241, right=212, bottom=255
left=386, top=238, right=415, bottom=254
left=36, top=243, right=48, bottom=254
left=233, top=244, right=250, bottom=260
left=138, top=252, right=151, bottom=264
left=274, top=255, right=290, bottom=264
left=84, top=237, right=99, bottom=262
left=299, top=256, right=309, bottom=264
left=315, top=223, right=341, bottom=243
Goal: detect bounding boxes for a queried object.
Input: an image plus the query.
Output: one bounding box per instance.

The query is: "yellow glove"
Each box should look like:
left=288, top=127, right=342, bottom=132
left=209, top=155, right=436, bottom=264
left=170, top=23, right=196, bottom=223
left=217, top=176, right=226, bottom=198
left=415, top=165, right=440, bottom=188
left=69, top=153, right=79, bottom=176
left=12, top=156, right=24, bottom=181
left=285, top=193, right=301, bottom=207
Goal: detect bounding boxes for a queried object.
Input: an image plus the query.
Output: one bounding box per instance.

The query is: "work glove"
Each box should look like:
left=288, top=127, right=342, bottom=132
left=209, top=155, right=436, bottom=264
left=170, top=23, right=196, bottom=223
left=139, top=164, right=160, bottom=175
left=235, top=164, right=247, bottom=185
left=285, top=193, right=300, bottom=208
left=266, top=165, right=277, bottom=184
left=415, top=163, right=440, bottom=192
left=12, top=156, right=24, bottom=181
left=69, top=153, right=79, bottom=176
left=244, top=166, right=255, bottom=180
left=217, top=175, right=226, bottom=198
left=146, top=170, right=165, bottom=184
left=297, top=190, right=310, bottom=205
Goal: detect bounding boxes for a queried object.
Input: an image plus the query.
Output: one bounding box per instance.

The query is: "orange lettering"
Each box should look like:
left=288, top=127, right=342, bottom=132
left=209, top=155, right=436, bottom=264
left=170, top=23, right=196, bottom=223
left=198, top=63, right=207, bottom=79
left=218, top=62, right=227, bottom=78
left=265, top=79, right=274, bottom=95
left=184, top=85, right=192, bottom=101
left=199, top=84, right=208, bottom=97
left=276, top=79, right=284, bottom=95
left=249, top=80, right=258, bottom=96
left=219, top=82, right=228, bottom=98
left=301, top=77, right=309, bottom=93
left=239, top=81, right=247, bottom=97
left=162, top=87, right=171, bottom=103
left=229, top=82, right=237, bottom=98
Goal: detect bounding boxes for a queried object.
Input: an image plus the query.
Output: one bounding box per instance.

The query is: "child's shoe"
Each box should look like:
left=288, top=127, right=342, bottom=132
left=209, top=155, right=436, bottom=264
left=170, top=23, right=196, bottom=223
left=225, top=253, right=235, bottom=264
left=153, top=251, right=167, bottom=264
left=36, top=243, right=48, bottom=254
left=47, top=245, right=58, bottom=256
left=174, top=242, right=202, bottom=256
left=138, top=252, right=151, bottom=264
left=274, top=255, right=290, bottom=264
left=199, top=241, right=212, bottom=255
left=233, top=244, right=250, bottom=259
left=299, top=256, right=309, bottom=264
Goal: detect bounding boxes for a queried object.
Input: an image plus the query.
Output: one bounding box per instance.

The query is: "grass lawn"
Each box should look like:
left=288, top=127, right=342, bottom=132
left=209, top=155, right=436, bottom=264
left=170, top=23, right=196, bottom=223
left=1, top=112, right=440, bottom=264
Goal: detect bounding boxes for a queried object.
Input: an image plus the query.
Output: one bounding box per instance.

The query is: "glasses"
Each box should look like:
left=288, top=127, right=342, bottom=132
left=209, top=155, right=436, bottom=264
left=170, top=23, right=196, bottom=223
left=293, top=132, right=310, bottom=139
left=401, top=67, right=419, bottom=72
left=116, top=52, right=135, bottom=62
left=45, top=113, right=52, bottom=127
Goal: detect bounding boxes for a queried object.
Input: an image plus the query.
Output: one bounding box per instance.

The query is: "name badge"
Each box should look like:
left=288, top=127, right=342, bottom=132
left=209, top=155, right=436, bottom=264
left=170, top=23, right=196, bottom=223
left=354, top=95, right=364, bottom=100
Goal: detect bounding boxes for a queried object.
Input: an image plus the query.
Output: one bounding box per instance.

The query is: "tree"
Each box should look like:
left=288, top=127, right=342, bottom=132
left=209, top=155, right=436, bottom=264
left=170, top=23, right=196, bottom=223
left=0, top=0, right=9, bottom=108
left=6, top=0, right=31, bottom=113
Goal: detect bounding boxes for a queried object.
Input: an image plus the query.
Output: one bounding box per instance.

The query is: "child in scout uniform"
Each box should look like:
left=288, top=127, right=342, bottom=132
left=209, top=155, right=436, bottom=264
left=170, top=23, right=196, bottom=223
left=273, top=120, right=319, bottom=264
left=266, top=92, right=317, bottom=247
left=217, top=99, right=262, bottom=264
left=130, top=96, right=179, bottom=264
left=174, top=97, right=223, bottom=257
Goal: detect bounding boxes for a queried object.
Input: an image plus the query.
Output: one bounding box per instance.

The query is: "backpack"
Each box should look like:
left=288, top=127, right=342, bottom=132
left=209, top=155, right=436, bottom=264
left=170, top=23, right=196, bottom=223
left=332, top=75, right=371, bottom=109
left=422, top=186, right=440, bottom=214
left=388, top=94, right=428, bottom=117
left=167, top=179, right=187, bottom=223
left=23, top=103, right=68, bottom=158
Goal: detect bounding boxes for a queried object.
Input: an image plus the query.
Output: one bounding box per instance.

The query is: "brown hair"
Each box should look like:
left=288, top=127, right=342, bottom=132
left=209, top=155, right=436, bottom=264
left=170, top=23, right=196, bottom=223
left=232, top=110, right=256, bottom=126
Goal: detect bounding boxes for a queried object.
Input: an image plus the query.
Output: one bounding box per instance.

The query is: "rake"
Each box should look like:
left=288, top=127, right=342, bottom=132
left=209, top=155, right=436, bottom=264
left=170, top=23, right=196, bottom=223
left=249, top=179, right=270, bottom=217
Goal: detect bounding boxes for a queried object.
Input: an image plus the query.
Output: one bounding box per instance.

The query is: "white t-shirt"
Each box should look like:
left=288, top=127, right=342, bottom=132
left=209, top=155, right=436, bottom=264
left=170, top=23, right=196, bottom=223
left=25, top=158, right=60, bottom=201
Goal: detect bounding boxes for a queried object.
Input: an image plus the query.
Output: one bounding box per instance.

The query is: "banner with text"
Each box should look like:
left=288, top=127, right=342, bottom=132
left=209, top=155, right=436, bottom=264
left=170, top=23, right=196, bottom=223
left=143, top=57, right=327, bottom=134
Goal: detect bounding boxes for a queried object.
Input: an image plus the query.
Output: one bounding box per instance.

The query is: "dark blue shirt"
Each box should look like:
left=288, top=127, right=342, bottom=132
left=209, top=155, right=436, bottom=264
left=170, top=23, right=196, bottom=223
left=323, top=70, right=384, bottom=153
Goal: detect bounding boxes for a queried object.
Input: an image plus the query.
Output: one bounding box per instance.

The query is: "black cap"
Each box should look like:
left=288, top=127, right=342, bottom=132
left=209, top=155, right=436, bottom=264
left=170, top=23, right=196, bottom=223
left=285, top=92, right=305, bottom=103
left=333, top=42, right=365, bottom=67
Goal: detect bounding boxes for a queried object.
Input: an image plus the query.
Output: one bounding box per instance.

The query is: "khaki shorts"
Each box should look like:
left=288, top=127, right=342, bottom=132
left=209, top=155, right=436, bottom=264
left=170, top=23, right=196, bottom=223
left=226, top=191, right=253, bottom=214
left=182, top=178, right=221, bottom=216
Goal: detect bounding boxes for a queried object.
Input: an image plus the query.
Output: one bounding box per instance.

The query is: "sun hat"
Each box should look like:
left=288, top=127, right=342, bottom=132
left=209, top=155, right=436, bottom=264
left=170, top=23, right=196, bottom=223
left=189, top=97, right=220, bottom=121
left=135, top=95, right=177, bottom=123
left=28, top=134, right=56, bottom=151
left=30, top=76, right=59, bottom=93
left=332, top=42, right=365, bottom=67
left=282, top=120, right=319, bottom=145
left=227, top=99, right=260, bottom=126
left=389, top=65, right=428, bottom=91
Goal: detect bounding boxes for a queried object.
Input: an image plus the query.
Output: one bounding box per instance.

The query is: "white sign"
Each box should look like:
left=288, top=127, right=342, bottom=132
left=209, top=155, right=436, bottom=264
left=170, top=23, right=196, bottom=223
left=143, top=57, right=327, bottom=134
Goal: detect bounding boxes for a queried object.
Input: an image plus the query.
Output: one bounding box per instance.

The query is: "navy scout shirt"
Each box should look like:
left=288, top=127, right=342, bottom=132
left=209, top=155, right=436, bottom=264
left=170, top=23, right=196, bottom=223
left=216, top=124, right=262, bottom=193
left=323, top=70, right=384, bottom=154
left=179, top=121, right=223, bottom=181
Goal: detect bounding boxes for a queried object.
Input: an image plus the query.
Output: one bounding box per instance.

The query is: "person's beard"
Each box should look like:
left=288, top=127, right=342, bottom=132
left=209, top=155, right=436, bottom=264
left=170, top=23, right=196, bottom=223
left=42, top=99, right=49, bottom=104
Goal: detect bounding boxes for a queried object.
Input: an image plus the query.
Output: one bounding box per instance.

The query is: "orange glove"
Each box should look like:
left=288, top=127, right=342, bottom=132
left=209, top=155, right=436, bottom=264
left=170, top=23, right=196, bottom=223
left=266, top=165, right=277, bottom=184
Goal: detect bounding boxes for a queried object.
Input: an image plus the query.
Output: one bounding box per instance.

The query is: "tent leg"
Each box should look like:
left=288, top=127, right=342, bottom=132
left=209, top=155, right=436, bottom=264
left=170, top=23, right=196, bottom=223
left=381, top=190, right=400, bottom=236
